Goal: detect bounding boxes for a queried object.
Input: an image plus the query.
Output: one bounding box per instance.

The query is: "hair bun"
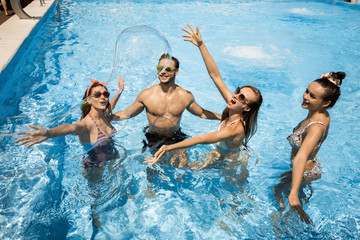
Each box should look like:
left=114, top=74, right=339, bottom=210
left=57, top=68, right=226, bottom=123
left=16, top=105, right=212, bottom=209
left=320, top=72, right=345, bottom=86
left=334, top=72, right=346, bottom=81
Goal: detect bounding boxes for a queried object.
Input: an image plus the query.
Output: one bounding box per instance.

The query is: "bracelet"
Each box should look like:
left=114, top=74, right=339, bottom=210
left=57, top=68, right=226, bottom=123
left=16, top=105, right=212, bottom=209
left=45, top=129, right=50, bottom=138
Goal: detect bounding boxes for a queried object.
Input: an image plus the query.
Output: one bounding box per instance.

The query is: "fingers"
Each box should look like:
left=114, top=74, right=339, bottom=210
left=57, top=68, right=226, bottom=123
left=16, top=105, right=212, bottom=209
left=187, top=23, right=195, bottom=33
left=149, top=158, right=160, bottom=168
left=15, top=136, right=28, bottom=143
left=143, top=157, right=160, bottom=168
left=28, top=124, right=39, bottom=130
left=154, top=148, right=165, bottom=160
left=182, top=28, right=191, bottom=35
left=295, top=205, right=311, bottom=224
left=26, top=142, right=36, bottom=148
left=143, top=157, right=154, bottom=163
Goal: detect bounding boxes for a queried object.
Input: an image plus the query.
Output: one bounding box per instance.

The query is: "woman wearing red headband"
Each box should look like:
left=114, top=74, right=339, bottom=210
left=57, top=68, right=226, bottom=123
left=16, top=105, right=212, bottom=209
left=15, top=77, right=124, bottom=169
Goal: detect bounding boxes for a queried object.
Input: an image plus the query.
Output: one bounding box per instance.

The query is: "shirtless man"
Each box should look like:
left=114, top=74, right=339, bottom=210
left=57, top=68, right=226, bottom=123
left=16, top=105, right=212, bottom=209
left=113, top=54, right=221, bottom=154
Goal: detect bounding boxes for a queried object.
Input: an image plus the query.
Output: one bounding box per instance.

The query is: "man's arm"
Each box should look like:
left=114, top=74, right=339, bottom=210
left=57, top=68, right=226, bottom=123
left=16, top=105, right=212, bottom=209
left=112, top=91, right=146, bottom=121
left=186, top=95, right=221, bottom=120
left=187, top=101, right=221, bottom=120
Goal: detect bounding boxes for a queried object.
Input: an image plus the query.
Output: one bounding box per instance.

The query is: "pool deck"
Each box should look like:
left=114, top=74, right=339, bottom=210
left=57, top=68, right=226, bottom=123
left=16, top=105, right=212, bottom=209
left=0, top=0, right=54, bottom=73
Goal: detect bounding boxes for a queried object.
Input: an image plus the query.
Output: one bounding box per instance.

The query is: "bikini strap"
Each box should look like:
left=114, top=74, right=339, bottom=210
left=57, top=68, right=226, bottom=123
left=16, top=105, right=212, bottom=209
left=306, top=121, right=327, bottom=139
left=225, top=118, right=246, bottom=127
left=88, top=113, right=100, bottom=129
left=305, top=121, right=326, bottom=129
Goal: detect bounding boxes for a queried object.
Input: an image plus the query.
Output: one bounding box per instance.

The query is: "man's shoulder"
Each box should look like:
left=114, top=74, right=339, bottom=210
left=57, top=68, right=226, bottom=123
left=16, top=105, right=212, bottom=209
left=138, top=85, right=158, bottom=96
left=175, top=85, right=193, bottom=96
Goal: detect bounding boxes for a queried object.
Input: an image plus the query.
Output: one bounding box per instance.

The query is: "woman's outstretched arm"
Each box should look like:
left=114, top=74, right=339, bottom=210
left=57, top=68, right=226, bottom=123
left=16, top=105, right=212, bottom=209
left=182, top=24, right=232, bottom=103
left=15, top=122, right=82, bottom=148
left=144, top=124, right=241, bottom=168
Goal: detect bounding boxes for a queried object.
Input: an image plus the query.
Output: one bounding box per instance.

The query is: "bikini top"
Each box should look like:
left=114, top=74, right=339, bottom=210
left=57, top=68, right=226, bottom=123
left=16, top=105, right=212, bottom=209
left=216, top=119, right=244, bottom=151
left=287, top=121, right=326, bottom=151
left=83, top=113, right=117, bottom=152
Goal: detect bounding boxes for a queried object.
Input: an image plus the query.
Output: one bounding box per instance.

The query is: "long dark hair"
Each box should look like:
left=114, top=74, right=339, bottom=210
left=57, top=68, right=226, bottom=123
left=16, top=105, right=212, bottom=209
left=315, top=71, right=346, bottom=109
left=80, top=83, right=112, bottom=119
left=221, top=85, right=263, bottom=146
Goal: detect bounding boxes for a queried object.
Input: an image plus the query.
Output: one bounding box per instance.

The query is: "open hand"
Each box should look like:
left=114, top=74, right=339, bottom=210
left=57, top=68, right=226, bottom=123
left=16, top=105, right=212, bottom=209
left=182, top=23, right=203, bottom=47
left=118, top=75, right=124, bottom=93
left=15, top=124, right=49, bottom=148
left=143, top=145, right=169, bottom=168
left=288, top=193, right=311, bottom=224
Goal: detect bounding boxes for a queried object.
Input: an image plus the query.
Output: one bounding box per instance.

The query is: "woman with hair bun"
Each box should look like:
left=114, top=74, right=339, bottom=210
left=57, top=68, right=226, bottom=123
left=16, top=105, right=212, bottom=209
left=287, top=72, right=346, bottom=224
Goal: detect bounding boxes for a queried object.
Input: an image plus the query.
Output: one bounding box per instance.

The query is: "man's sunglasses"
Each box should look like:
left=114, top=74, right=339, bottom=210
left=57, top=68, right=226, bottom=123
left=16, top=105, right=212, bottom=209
left=93, top=91, right=110, bottom=98
left=156, top=65, right=177, bottom=72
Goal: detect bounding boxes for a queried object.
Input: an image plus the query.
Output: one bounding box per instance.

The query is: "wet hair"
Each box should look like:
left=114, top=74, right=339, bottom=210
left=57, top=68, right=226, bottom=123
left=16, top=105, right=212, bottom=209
left=80, top=83, right=112, bottom=119
left=221, top=85, right=263, bottom=146
left=314, top=71, right=346, bottom=109
left=159, top=53, right=179, bottom=69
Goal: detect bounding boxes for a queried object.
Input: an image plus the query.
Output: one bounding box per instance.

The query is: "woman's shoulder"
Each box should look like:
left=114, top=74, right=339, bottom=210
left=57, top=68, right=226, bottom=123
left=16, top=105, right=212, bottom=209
left=76, top=117, right=92, bottom=130
left=222, top=118, right=245, bottom=134
left=310, top=111, right=330, bottom=128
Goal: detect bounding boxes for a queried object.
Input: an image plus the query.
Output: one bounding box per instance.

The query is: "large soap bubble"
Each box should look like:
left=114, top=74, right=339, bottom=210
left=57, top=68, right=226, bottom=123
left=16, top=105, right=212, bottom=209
left=1, top=25, right=172, bottom=180
left=107, top=25, right=172, bottom=90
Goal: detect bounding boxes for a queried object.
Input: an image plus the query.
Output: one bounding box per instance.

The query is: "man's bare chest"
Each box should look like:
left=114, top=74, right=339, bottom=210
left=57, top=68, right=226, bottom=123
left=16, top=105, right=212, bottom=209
left=144, top=97, right=187, bottom=116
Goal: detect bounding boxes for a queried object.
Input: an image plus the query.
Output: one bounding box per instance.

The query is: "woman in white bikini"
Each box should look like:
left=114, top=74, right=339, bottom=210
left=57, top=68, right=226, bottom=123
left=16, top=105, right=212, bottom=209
left=286, top=71, right=346, bottom=224
left=144, top=24, right=262, bottom=168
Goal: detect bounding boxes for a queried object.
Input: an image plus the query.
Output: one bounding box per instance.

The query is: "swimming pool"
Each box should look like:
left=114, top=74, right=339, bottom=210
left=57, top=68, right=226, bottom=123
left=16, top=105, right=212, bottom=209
left=0, top=0, right=359, bottom=238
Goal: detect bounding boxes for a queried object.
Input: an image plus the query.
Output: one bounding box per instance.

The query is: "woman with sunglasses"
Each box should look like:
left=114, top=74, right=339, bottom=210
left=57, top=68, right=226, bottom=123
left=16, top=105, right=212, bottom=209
left=16, top=77, right=125, bottom=169
left=144, top=24, right=263, bottom=168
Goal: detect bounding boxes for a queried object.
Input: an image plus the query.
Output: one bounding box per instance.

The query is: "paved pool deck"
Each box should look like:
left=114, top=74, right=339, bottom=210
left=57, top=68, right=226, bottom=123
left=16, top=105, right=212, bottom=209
left=0, top=0, right=54, bottom=73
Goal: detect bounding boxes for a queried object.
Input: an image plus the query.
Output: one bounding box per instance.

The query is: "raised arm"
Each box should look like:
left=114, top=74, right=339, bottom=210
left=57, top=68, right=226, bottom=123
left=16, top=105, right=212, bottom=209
left=15, top=123, right=81, bottom=148
left=144, top=126, right=237, bottom=167
left=289, top=124, right=325, bottom=224
left=182, top=24, right=232, bottom=103
left=110, top=75, right=125, bottom=111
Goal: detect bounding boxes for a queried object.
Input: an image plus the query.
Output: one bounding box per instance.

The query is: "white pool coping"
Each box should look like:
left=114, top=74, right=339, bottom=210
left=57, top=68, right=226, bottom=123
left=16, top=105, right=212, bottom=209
left=0, top=0, right=54, bottom=73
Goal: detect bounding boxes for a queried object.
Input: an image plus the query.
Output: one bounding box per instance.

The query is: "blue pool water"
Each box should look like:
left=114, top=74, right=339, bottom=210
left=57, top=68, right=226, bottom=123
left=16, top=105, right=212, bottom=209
left=0, top=0, right=359, bottom=239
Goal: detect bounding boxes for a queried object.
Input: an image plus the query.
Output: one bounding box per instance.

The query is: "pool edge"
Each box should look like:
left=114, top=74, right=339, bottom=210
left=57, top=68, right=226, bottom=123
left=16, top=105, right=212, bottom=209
left=0, top=0, right=55, bottom=74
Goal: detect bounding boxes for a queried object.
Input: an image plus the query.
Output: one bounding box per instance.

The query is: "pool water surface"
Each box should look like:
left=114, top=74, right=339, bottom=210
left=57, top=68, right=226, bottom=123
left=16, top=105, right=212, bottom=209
left=0, top=0, right=359, bottom=239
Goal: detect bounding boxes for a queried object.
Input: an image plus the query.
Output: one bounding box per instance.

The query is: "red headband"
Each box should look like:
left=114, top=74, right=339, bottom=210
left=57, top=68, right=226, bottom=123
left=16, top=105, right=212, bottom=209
left=86, top=79, right=108, bottom=97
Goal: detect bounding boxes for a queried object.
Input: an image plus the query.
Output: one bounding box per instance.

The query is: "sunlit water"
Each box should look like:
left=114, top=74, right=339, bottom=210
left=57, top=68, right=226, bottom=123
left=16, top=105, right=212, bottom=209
left=0, top=0, right=359, bottom=239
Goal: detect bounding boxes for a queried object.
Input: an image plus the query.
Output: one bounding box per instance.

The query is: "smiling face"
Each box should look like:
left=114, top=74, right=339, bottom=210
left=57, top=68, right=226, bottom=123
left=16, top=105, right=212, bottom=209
left=227, top=86, right=258, bottom=112
left=157, top=59, right=178, bottom=84
left=302, top=82, right=330, bottom=110
left=88, top=85, right=110, bottom=110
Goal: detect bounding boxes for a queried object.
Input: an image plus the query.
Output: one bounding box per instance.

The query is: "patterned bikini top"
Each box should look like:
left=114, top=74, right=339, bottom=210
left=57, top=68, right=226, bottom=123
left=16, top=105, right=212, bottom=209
left=83, top=113, right=117, bottom=152
left=287, top=121, right=326, bottom=150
